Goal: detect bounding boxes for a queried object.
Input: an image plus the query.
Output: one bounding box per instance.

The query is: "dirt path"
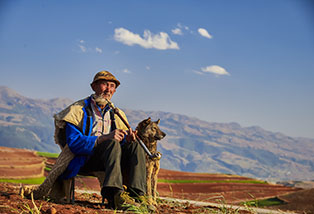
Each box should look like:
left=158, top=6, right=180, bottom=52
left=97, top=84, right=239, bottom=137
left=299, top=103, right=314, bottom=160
left=159, top=197, right=297, bottom=214
left=75, top=189, right=297, bottom=214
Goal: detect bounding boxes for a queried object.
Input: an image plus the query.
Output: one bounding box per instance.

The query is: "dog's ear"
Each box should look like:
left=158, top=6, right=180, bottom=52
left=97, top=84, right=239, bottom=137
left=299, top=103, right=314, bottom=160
left=145, top=117, right=151, bottom=123
left=156, top=119, right=160, bottom=125
left=141, top=117, right=151, bottom=126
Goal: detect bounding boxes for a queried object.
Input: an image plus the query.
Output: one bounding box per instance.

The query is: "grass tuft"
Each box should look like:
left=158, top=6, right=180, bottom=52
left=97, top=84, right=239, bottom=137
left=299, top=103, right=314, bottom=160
left=0, top=177, right=46, bottom=185
left=36, top=151, right=59, bottom=158
left=242, top=197, right=285, bottom=207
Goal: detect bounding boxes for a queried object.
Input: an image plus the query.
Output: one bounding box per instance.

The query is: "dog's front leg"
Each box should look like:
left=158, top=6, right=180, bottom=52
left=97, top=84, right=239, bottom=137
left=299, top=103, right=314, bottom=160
left=151, top=160, right=160, bottom=205
left=146, top=160, right=154, bottom=205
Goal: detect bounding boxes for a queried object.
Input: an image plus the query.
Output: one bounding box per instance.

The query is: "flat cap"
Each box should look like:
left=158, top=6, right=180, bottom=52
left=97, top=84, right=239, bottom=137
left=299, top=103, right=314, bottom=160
left=91, top=71, right=120, bottom=87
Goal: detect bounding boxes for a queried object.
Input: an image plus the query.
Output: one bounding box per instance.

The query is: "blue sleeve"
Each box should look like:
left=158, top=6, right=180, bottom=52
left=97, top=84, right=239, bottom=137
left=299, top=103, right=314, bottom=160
left=66, top=123, right=98, bottom=155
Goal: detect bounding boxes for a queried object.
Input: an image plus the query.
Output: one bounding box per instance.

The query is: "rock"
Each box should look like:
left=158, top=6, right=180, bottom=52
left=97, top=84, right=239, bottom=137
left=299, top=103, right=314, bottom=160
left=47, top=207, right=57, bottom=214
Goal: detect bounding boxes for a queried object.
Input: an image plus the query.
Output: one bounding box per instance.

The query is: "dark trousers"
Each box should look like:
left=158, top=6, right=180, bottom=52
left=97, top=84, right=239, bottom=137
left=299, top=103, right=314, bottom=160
left=79, top=139, right=146, bottom=195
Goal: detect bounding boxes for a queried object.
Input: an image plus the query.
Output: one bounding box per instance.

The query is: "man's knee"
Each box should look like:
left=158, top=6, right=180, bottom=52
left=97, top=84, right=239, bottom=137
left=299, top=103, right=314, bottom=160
left=106, top=139, right=121, bottom=148
left=133, top=141, right=145, bottom=156
left=123, top=141, right=145, bottom=158
left=97, top=139, right=121, bottom=152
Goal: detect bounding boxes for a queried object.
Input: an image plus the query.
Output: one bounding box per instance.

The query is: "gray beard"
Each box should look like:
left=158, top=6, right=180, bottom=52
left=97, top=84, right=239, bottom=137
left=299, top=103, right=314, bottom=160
left=92, top=94, right=108, bottom=106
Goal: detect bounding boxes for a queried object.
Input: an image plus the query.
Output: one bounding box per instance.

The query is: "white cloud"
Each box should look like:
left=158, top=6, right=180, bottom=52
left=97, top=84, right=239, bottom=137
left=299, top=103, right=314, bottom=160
left=175, top=23, right=193, bottom=34
left=193, top=70, right=204, bottom=75
left=122, top=69, right=131, bottom=74
left=78, top=45, right=87, bottom=52
left=77, top=40, right=103, bottom=54
left=114, top=28, right=179, bottom=50
left=201, top=65, right=230, bottom=76
left=95, top=47, right=103, bottom=53
left=198, top=28, right=213, bottom=39
left=177, top=23, right=190, bottom=31
left=172, top=28, right=183, bottom=35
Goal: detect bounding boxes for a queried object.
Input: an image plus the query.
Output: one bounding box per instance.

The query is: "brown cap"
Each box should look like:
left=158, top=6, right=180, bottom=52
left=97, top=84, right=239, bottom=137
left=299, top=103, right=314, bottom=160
left=91, top=71, right=120, bottom=88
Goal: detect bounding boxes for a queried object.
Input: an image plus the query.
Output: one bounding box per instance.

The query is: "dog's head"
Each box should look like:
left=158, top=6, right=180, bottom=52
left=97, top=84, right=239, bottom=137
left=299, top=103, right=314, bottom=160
left=136, top=117, right=166, bottom=142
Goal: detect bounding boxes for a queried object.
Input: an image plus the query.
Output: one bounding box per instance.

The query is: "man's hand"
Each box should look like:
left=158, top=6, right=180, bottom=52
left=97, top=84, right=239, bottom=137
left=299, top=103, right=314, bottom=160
left=97, top=129, right=127, bottom=145
left=108, top=129, right=127, bottom=142
left=126, top=128, right=137, bottom=143
left=96, top=129, right=137, bottom=146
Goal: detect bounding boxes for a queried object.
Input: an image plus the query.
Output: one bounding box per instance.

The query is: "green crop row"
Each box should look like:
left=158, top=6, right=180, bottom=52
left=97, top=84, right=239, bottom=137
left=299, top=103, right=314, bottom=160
left=242, top=197, right=285, bottom=207
left=0, top=177, right=46, bottom=185
left=36, top=151, right=59, bottom=158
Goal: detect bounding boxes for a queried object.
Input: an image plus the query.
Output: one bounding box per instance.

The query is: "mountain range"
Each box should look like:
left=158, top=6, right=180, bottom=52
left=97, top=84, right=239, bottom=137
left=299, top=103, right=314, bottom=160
left=0, top=86, right=313, bottom=181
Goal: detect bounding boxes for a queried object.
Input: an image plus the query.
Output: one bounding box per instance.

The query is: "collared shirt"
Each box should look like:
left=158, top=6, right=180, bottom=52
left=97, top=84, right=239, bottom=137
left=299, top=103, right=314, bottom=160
left=90, top=98, right=112, bottom=136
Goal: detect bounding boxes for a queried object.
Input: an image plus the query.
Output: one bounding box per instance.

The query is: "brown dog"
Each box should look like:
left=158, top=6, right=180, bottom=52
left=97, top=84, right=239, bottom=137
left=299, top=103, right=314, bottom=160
left=136, top=117, right=166, bottom=205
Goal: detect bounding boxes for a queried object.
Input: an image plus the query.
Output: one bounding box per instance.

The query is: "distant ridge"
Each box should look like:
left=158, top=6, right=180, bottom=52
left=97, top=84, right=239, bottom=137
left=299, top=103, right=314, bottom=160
left=0, top=86, right=72, bottom=152
left=0, top=86, right=314, bottom=181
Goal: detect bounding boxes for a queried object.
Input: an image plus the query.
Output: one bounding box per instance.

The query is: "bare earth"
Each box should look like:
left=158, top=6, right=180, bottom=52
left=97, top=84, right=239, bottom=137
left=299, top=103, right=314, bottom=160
left=0, top=147, right=45, bottom=179
left=157, top=169, right=301, bottom=204
left=0, top=146, right=313, bottom=213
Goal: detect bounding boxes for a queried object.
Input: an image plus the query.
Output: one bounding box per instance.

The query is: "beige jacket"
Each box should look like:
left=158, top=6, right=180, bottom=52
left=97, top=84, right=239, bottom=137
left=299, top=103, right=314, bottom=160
left=54, top=97, right=129, bottom=148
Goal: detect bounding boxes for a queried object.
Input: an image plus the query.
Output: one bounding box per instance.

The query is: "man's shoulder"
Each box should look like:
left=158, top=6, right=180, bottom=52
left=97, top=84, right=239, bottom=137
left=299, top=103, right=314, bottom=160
left=71, top=97, right=90, bottom=107
left=63, top=96, right=92, bottom=111
left=57, top=98, right=86, bottom=113
left=54, top=97, right=90, bottom=125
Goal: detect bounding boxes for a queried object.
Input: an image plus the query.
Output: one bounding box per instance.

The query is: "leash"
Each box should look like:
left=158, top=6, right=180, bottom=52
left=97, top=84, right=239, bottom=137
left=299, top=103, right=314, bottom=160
left=105, top=99, right=161, bottom=160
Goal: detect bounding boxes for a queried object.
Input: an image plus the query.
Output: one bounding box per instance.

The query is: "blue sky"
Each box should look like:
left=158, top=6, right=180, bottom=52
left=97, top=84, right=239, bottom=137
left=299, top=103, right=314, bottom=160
left=1, top=0, right=314, bottom=138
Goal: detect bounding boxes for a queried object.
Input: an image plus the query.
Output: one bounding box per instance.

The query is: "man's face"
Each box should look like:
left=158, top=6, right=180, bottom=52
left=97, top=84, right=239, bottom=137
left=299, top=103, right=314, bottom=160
left=91, top=80, right=116, bottom=101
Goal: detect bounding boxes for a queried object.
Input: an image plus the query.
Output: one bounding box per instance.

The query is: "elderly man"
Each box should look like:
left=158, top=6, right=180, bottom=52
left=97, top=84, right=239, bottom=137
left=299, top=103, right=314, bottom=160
left=54, top=71, right=146, bottom=209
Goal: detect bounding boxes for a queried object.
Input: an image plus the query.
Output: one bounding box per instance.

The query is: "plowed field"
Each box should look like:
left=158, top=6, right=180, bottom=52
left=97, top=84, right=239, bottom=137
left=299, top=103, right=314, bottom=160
left=157, top=169, right=300, bottom=203
left=0, top=146, right=45, bottom=179
left=1, top=146, right=313, bottom=213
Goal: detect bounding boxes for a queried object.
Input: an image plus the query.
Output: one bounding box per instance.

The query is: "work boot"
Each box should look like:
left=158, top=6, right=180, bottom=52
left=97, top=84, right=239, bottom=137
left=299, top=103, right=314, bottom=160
left=102, top=187, right=138, bottom=210
left=101, top=187, right=120, bottom=209
left=113, top=191, right=126, bottom=210
left=128, top=187, right=144, bottom=199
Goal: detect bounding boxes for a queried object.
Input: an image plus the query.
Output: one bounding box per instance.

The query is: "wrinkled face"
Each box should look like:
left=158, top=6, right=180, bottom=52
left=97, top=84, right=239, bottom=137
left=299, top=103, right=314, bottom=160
left=91, top=80, right=116, bottom=101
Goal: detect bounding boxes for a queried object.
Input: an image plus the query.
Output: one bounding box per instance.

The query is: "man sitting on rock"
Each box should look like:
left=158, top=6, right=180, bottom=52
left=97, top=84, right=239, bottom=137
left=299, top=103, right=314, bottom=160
left=27, top=71, right=147, bottom=210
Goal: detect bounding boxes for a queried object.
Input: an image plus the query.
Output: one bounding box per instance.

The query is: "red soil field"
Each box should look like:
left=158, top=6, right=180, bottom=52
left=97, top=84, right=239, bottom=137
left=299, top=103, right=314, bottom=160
left=157, top=168, right=301, bottom=203
left=72, top=169, right=300, bottom=204
left=158, top=168, right=256, bottom=181
left=1, top=146, right=313, bottom=213
left=0, top=146, right=45, bottom=179
left=158, top=182, right=299, bottom=203
left=18, top=148, right=301, bottom=204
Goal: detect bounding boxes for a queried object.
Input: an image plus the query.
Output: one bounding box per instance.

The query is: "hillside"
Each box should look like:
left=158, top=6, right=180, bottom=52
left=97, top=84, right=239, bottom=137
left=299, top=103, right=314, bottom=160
left=0, top=86, right=71, bottom=153
left=1, top=86, right=314, bottom=181
left=125, top=109, right=314, bottom=181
